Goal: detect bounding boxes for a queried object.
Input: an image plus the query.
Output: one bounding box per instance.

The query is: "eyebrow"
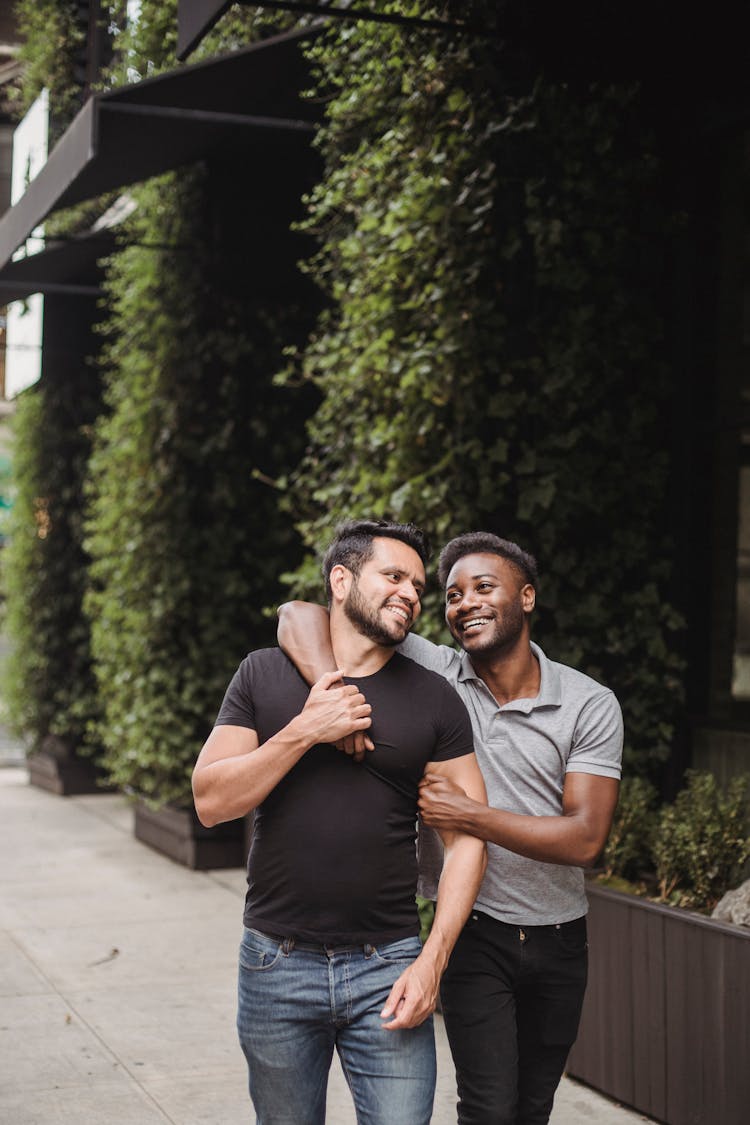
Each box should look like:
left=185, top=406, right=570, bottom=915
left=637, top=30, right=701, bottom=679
left=447, top=573, right=497, bottom=588
left=380, top=566, right=425, bottom=590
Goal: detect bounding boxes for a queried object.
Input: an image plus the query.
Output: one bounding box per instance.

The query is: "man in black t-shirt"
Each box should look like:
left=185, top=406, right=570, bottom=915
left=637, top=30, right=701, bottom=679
left=192, top=520, right=486, bottom=1125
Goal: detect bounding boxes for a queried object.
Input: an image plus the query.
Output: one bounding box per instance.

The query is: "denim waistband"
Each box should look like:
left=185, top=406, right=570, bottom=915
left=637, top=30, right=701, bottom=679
left=246, top=927, right=420, bottom=955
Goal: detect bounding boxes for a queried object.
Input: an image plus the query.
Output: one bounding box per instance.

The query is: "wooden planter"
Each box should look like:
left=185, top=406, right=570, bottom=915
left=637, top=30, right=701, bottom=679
left=568, top=882, right=750, bottom=1125
left=134, top=800, right=248, bottom=870
left=27, top=735, right=110, bottom=796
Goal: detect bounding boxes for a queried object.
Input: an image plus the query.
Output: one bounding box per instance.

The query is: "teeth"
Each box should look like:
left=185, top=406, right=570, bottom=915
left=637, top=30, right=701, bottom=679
left=386, top=604, right=409, bottom=621
left=463, top=618, right=490, bottom=630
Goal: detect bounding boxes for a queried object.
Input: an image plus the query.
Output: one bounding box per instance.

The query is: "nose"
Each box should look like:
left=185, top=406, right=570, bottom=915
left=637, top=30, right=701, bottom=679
left=398, top=580, right=420, bottom=606
left=451, top=588, right=481, bottom=614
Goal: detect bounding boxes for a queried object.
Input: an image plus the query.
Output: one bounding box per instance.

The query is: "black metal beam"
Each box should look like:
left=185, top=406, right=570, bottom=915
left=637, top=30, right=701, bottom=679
left=102, top=101, right=315, bottom=134
left=0, top=279, right=103, bottom=297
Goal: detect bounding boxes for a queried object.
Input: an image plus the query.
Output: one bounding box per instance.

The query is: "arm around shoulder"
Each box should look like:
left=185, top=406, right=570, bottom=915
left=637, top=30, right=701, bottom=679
left=277, top=601, right=335, bottom=687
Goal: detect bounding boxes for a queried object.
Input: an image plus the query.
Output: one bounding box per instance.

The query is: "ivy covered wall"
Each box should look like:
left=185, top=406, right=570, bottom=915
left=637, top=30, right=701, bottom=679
left=2, top=1, right=312, bottom=798
left=84, top=164, right=316, bottom=803
left=1, top=1, right=108, bottom=763
left=283, top=10, right=685, bottom=779
left=81, top=1, right=315, bottom=803
left=2, top=1, right=690, bottom=799
left=2, top=298, right=103, bottom=757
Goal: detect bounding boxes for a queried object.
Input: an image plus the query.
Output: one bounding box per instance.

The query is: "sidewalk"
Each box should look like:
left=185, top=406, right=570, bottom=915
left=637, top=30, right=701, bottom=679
left=0, top=766, right=652, bottom=1124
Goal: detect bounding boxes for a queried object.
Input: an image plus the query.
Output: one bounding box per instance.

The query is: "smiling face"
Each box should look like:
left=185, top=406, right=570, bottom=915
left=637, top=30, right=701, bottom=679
left=340, top=536, right=425, bottom=647
left=444, top=552, right=535, bottom=658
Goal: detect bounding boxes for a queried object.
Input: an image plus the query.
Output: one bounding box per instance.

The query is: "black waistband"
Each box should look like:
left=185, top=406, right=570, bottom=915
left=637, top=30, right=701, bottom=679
left=472, top=910, right=586, bottom=932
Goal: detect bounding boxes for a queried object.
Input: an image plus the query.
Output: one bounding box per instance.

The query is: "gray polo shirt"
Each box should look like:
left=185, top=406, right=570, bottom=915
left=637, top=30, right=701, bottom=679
left=401, top=633, right=623, bottom=926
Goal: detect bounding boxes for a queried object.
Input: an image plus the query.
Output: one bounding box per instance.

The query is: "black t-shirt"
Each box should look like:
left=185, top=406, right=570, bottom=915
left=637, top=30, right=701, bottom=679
left=215, top=647, right=474, bottom=944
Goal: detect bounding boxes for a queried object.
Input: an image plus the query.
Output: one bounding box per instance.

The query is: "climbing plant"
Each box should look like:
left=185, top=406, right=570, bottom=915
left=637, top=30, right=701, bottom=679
left=0, top=1, right=108, bottom=759
left=2, top=366, right=103, bottom=756
left=280, top=3, right=684, bottom=779
left=84, top=163, right=314, bottom=804
left=8, top=0, right=86, bottom=137
left=76, top=0, right=313, bottom=804
left=3, top=0, right=309, bottom=792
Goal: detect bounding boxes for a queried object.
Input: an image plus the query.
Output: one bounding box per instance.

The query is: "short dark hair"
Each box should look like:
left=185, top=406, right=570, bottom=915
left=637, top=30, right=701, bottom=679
left=322, top=519, right=430, bottom=600
left=437, top=532, right=538, bottom=588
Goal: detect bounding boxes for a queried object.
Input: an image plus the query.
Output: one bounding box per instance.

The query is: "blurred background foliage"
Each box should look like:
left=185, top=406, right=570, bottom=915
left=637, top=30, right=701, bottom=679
left=2, top=0, right=686, bottom=802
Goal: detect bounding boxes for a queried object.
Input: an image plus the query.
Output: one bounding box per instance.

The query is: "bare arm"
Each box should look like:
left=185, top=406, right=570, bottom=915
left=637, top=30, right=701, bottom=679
left=277, top=600, right=374, bottom=759
left=381, top=753, right=488, bottom=1030
left=418, top=770, right=619, bottom=869
left=192, top=672, right=372, bottom=827
left=277, top=601, right=334, bottom=686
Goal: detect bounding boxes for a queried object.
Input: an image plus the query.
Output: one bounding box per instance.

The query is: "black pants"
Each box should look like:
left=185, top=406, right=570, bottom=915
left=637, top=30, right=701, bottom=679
left=440, top=910, right=588, bottom=1125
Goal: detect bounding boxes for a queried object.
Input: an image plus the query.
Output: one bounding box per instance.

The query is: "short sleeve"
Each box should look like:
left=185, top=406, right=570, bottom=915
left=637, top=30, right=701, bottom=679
left=566, top=690, right=623, bottom=780
left=430, top=679, right=475, bottom=762
left=214, top=657, right=257, bottom=730
left=398, top=631, right=462, bottom=678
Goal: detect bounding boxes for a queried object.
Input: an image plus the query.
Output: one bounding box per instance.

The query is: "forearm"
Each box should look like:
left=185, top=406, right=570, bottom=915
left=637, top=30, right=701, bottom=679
left=421, top=833, right=487, bottom=974
left=277, top=601, right=334, bottom=686
left=193, top=719, right=312, bottom=827
left=457, top=799, right=605, bottom=868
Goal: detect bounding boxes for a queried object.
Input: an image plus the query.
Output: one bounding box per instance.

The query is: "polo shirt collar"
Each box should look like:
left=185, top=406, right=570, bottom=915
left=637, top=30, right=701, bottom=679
left=456, top=640, right=562, bottom=712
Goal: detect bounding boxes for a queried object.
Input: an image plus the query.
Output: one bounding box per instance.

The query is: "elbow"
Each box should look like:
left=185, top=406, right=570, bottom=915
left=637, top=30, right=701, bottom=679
left=577, top=836, right=606, bottom=869
left=193, top=794, right=219, bottom=829
left=195, top=805, right=219, bottom=829
left=191, top=773, right=220, bottom=828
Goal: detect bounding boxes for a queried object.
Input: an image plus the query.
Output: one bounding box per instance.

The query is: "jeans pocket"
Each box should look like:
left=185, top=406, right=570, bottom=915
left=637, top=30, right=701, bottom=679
left=239, top=927, right=284, bottom=972
left=553, top=917, right=588, bottom=957
left=369, top=935, right=422, bottom=964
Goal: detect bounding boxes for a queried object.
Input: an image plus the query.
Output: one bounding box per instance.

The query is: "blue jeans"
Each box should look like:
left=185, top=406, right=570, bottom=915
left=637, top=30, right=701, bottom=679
left=440, top=911, right=588, bottom=1125
left=237, top=927, right=436, bottom=1125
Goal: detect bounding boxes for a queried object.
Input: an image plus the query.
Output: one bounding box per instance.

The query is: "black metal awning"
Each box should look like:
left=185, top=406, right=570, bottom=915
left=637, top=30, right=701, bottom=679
left=0, top=230, right=116, bottom=302
left=0, top=25, right=318, bottom=274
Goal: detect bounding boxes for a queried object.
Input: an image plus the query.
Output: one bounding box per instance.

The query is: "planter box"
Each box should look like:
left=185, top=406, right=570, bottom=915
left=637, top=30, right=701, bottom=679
left=134, top=800, right=247, bottom=870
left=27, top=736, right=110, bottom=796
left=567, top=882, right=750, bottom=1125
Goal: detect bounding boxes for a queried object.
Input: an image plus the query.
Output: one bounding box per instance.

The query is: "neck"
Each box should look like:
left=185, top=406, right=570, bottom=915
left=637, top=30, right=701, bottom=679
left=330, top=614, right=396, bottom=677
left=469, top=633, right=539, bottom=706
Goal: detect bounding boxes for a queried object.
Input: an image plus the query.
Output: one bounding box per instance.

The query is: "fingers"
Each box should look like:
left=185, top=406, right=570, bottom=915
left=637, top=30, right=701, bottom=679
left=313, top=670, right=347, bottom=691
left=380, top=976, right=407, bottom=1023
left=380, top=972, right=433, bottom=1030
left=335, top=732, right=376, bottom=762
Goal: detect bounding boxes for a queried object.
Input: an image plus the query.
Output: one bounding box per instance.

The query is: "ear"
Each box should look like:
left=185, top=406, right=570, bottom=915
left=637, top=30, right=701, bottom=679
left=329, top=563, right=353, bottom=605
left=521, top=583, right=536, bottom=614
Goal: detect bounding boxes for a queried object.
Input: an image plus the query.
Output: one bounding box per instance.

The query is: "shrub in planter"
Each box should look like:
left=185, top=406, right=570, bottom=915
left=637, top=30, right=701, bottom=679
left=652, top=769, right=750, bottom=911
left=599, top=768, right=750, bottom=913
left=601, top=775, right=658, bottom=883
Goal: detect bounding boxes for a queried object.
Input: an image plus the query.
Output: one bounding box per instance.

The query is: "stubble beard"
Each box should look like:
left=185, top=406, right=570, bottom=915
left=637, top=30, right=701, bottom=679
left=450, top=599, right=526, bottom=659
left=343, top=581, right=408, bottom=647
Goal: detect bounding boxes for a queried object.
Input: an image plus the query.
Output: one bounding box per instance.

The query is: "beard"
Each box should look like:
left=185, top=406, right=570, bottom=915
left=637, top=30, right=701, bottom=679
left=449, top=597, right=526, bottom=657
left=343, top=580, right=409, bottom=647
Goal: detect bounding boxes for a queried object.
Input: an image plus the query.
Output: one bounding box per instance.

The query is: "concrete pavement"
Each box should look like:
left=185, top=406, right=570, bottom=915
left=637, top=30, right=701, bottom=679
left=0, top=766, right=653, bottom=1124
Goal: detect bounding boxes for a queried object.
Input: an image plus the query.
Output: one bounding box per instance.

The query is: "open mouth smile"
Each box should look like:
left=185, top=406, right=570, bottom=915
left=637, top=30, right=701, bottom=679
left=459, top=616, right=493, bottom=633
left=384, top=602, right=411, bottom=624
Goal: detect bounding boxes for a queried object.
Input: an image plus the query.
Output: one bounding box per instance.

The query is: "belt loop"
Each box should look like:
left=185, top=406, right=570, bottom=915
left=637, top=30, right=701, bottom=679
left=282, top=937, right=295, bottom=955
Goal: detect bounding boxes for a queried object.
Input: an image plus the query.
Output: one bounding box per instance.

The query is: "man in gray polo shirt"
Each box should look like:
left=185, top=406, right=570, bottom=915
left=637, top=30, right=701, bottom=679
left=411, top=532, right=622, bottom=1125
left=278, top=531, right=622, bottom=1125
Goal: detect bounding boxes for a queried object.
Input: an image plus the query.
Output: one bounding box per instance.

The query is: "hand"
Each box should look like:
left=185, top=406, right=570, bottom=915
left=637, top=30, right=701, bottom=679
left=332, top=730, right=375, bottom=762
left=297, top=671, right=372, bottom=747
left=418, top=769, right=470, bottom=831
left=380, top=952, right=440, bottom=1030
